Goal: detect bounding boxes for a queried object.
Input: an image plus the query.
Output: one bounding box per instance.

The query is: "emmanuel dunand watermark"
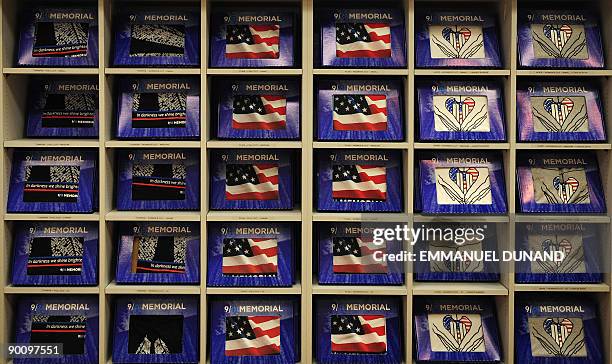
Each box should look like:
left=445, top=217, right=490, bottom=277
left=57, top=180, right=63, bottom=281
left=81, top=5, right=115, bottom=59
left=369, top=223, right=568, bottom=267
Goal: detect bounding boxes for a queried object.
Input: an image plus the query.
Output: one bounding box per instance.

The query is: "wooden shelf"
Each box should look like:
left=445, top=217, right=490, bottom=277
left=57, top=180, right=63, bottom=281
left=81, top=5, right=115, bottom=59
left=414, top=142, right=510, bottom=150
left=312, top=282, right=408, bottom=295
left=105, top=67, right=201, bottom=75
left=207, top=283, right=301, bottom=295
left=207, top=140, right=302, bottom=149
left=514, top=283, right=611, bottom=292
left=516, top=143, right=612, bottom=150
left=516, top=69, right=612, bottom=77
left=105, top=210, right=201, bottom=221
left=3, top=67, right=99, bottom=75
left=414, top=214, right=510, bottom=223
left=105, top=282, right=200, bottom=295
left=313, top=141, right=410, bottom=149
left=4, top=139, right=100, bottom=148
left=313, top=68, right=409, bottom=75
left=514, top=214, right=611, bottom=223
left=413, top=282, right=509, bottom=296
left=207, top=209, right=302, bottom=221
left=105, top=140, right=201, bottom=148
left=312, top=212, right=410, bottom=222
left=4, top=213, right=100, bottom=221
left=4, top=285, right=100, bottom=294
left=415, top=69, right=510, bottom=76
left=207, top=68, right=302, bottom=75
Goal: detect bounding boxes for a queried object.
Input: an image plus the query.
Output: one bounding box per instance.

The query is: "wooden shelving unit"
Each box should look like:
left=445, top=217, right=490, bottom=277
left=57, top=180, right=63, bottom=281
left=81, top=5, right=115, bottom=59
left=0, top=0, right=611, bottom=363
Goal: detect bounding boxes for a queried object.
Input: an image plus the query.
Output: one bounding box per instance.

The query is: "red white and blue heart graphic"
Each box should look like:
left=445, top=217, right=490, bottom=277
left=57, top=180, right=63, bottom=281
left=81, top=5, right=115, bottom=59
left=442, top=26, right=472, bottom=52
left=543, top=24, right=573, bottom=52
left=443, top=315, right=472, bottom=343
left=541, top=238, right=572, bottom=266
left=553, top=175, right=579, bottom=203
left=449, top=167, right=479, bottom=194
left=543, top=97, right=574, bottom=127
left=445, top=97, right=476, bottom=125
left=544, top=318, right=574, bottom=348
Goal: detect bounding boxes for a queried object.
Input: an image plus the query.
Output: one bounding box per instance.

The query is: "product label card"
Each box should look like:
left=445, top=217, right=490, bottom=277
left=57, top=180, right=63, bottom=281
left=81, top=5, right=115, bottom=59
left=418, top=152, right=507, bottom=214
left=116, top=150, right=199, bottom=211
left=414, top=298, right=501, bottom=362
left=517, top=81, right=606, bottom=142
left=317, top=150, right=403, bottom=212
left=516, top=298, right=602, bottom=363
left=210, top=150, right=293, bottom=210
left=317, top=79, right=403, bottom=141
left=417, top=80, right=505, bottom=141
left=18, top=7, right=98, bottom=66
left=516, top=223, right=602, bottom=283
left=318, top=222, right=405, bottom=285
left=210, top=299, right=298, bottom=363
left=517, top=152, right=606, bottom=213
left=210, top=9, right=295, bottom=68
left=416, top=11, right=501, bottom=68
left=14, top=296, right=99, bottom=364
left=113, top=8, right=199, bottom=66
left=518, top=9, right=604, bottom=68
left=8, top=150, right=97, bottom=213
left=316, top=297, right=402, bottom=363
left=318, top=8, right=406, bottom=68
left=113, top=296, right=198, bottom=363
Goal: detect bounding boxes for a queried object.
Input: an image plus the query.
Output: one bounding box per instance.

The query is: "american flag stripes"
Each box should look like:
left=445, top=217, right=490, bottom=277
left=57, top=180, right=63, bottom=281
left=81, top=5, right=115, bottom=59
left=225, top=164, right=279, bottom=200
left=333, top=237, right=387, bottom=274
left=232, top=95, right=287, bottom=130
left=443, top=315, right=472, bottom=342
left=333, top=95, right=388, bottom=131
left=222, top=237, right=278, bottom=274
left=543, top=24, right=573, bottom=52
left=225, top=316, right=281, bottom=356
left=543, top=318, right=574, bottom=348
left=332, top=164, right=387, bottom=201
left=226, top=24, right=280, bottom=59
left=544, top=97, right=574, bottom=126
left=331, top=315, right=387, bottom=353
left=449, top=167, right=480, bottom=194
left=336, top=23, right=391, bottom=58
left=553, top=175, right=579, bottom=203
